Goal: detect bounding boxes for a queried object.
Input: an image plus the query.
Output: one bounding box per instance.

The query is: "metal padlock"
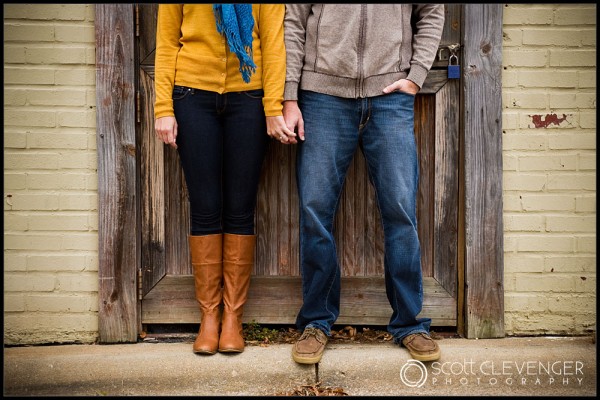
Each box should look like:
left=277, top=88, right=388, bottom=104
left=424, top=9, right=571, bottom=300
left=448, top=54, right=460, bottom=79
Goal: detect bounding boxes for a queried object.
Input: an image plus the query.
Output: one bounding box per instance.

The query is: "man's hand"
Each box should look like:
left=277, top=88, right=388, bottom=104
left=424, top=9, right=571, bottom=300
left=155, top=116, right=178, bottom=149
left=382, top=78, right=420, bottom=95
left=267, top=115, right=297, bottom=144
left=282, top=100, right=305, bottom=142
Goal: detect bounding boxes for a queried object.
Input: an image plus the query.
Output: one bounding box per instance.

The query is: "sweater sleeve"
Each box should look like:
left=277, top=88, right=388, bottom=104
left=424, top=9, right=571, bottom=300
left=257, top=4, right=286, bottom=116
left=283, top=4, right=313, bottom=101
left=407, top=4, right=445, bottom=89
left=154, top=4, right=183, bottom=119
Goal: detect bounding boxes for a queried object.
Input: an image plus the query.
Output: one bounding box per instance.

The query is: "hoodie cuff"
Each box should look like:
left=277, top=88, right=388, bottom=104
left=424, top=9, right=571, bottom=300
left=406, top=64, right=429, bottom=89
left=284, top=81, right=299, bottom=101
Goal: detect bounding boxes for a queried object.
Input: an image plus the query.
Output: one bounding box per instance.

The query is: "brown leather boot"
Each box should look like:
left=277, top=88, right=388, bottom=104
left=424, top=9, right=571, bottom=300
left=218, top=233, right=255, bottom=353
left=189, top=234, right=223, bottom=355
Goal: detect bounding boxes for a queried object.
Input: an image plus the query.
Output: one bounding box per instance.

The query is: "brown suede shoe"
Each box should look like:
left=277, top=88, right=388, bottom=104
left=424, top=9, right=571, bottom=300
left=292, top=327, right=328, bottom=364
left=401, top=332, right=441, bottom=362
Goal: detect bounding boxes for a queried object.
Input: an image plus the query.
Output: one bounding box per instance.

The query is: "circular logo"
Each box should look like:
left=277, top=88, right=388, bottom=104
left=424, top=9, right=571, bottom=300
left=400, top=359, right=428, bottom=387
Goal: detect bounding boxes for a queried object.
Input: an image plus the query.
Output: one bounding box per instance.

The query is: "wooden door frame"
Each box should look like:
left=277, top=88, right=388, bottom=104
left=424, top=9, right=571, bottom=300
left=95, top=4, right=504, bottom=343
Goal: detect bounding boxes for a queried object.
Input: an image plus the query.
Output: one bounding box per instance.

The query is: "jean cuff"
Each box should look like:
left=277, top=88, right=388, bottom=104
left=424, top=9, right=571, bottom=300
left=306, top=323, right=331, bottom=337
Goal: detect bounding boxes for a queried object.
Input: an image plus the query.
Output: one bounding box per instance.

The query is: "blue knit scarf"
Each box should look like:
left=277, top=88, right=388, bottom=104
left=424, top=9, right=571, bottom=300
left=213, top=4, right=257, bottom=83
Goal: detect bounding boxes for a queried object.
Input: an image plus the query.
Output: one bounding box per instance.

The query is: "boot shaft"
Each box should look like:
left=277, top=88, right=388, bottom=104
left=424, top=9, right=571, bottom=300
left=222, top=233, right=255, bottom=312
left=189, top=234, right=223, bottom=266
left=222, top=233, right=255, bottom=266
left=189, top=234, right=223, bottom=311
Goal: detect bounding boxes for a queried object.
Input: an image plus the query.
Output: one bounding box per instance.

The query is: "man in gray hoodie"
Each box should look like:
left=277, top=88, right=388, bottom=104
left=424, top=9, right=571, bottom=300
left=282, top=4, right=445, bottom=364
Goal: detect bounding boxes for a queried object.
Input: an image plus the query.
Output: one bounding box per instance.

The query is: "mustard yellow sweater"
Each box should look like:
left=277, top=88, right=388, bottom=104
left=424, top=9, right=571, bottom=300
left=154, top=4, right=286, bottom=119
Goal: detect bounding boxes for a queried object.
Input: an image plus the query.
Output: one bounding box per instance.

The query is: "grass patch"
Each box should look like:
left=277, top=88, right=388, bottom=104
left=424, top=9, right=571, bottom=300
left=243, top=320, right=282, bottom=343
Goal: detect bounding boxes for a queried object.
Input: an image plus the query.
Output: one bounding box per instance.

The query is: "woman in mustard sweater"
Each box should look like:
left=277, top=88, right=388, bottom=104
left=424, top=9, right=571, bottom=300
left=154, top=4, right=293, bottom=355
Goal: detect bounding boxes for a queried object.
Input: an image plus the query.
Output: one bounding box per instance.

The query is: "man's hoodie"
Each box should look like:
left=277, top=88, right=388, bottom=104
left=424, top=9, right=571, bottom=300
left=284, top=4, right=445, bottom=100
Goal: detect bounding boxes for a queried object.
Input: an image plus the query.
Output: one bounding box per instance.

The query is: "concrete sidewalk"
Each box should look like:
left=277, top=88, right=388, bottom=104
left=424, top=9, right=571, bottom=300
left=3, top=336, right=596, bottom=397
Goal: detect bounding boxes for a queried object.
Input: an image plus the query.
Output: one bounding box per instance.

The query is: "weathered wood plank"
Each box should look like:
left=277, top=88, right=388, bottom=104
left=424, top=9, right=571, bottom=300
left=415, top=95, right=436, bottom=278
left=288, top=147, right=300, bottom=277
left=255, top=143, right=273, bottom=275
left=141, top=276, right=456, bottom=326
left=256, top=142, right=295, bottom=275
left=364, top=161, right=385, bottom=276
left=463, top=4, right=504, bottom=338
left=432, top=4, right=462, bottom=70
left=139, top=68, right=166, bottom=295
left=434, top=3, right=461, bottom=303
left=163, top=145, right=190, bottom=276
left=276, top=143, right=292, bottom=276
left=420, top=70, right=450, bottom=94
left=353, top=150, right=367, bottom=274
left=338, top=150, right=359, bottom=276
left=138, top=4, right=190, bottom=285
left=434, top=81, right=460, bottom=299
left=137, top=4, right=157, bottom=67
left=256, top=143, right=301, bottom=276
left=95, top=4, right=138, bottom=343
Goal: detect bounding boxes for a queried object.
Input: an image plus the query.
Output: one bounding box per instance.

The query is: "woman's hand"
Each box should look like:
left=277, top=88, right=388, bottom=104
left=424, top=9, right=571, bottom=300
left=267, top=115, right=297, bottom=144
left=155, top=116, right=178, bottom=149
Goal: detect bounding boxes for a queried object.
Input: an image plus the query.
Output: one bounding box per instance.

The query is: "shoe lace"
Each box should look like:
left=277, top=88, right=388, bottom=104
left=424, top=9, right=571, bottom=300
left=402, top=332, right=433, bottom=346
left=300, top=327, right=326, bottom=344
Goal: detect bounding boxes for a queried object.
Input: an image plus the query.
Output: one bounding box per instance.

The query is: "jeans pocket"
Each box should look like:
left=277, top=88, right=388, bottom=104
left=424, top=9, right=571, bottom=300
left=172, top=85, right=193, bottom=101
left=242, top=89, right=264, bottom=99
left=394, top=90, right=416, bottom=98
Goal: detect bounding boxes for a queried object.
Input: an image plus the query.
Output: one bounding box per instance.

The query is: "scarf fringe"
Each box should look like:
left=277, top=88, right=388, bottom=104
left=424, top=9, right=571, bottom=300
left=214, top=4, right=257, bottom=83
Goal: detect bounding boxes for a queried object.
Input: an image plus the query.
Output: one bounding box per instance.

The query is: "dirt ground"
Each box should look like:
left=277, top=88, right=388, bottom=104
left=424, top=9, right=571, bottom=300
left=140, top=322, right=459, bottom=346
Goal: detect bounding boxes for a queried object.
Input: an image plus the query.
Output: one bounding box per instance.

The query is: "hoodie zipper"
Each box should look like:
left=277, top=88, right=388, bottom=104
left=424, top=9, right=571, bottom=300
left=356, top=4, right=367, bottom=98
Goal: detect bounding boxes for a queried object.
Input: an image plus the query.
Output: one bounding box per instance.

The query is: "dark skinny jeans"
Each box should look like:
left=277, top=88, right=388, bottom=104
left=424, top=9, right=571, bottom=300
left=173, top=86, right=269, bottom=236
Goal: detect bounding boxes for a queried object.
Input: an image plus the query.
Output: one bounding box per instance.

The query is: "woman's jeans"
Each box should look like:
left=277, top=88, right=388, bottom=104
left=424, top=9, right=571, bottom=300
left=173, top=86, right=269, bottom=236
left=295, top=89, right=431, bottom=342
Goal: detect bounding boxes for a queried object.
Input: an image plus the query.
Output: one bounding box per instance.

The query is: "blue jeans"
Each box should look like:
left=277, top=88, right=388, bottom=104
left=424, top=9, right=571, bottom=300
left=173, top=86, right=269, bottom=236
left=295, top=89, right=431, bottom=342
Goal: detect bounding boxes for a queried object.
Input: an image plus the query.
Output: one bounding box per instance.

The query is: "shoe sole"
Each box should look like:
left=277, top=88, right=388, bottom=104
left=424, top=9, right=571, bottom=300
left=408, top=350, right=441, bottom=362
left=193, top=349, right=217, bottom=355
left=219, top=348, right=244, bottom=353
left=292, top=353, right=323, bottom=364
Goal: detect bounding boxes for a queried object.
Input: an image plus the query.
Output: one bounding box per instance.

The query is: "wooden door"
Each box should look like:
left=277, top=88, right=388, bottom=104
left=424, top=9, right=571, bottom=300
left=137, top=4, right=461, bottom=328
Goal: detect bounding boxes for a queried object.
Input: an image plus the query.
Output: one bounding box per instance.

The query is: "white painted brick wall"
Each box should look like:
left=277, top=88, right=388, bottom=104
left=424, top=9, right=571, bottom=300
left=2, top=4, right=596, bottom=344
left=502, top=4, right=596, bottom=336
left=3, top=4, right=99, bottom=344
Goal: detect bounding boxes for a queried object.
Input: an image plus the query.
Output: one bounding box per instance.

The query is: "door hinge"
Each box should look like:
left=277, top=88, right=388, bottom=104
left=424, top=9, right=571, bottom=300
left=135, top=4, right=140, bottom=37
left=136, top=91, right=141, bottom=124
left=137, top=268, right=143, bottom=301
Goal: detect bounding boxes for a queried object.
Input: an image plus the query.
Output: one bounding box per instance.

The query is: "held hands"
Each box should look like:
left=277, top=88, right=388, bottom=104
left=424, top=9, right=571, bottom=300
left=281, top=101, right=305, bottom=144
left=155, top=116, right=178, bottom=149
left=267, top=115, right=297, bottom=144
left=382, top=78, right=420, bottom=95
